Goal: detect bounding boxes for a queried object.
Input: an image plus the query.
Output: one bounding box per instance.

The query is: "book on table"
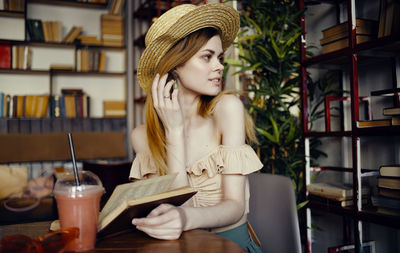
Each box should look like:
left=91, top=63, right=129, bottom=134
left=51, top=173, right=197, bottom=238
left=97, top=173, right=196, bottom=238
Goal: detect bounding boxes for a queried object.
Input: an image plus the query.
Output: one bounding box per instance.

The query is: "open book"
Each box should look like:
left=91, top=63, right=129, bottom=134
left=97, top=173, right=196, bottom=238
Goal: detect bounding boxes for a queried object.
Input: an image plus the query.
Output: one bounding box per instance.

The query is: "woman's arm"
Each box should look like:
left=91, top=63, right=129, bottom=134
left=133, top=94, right=248, bottom=238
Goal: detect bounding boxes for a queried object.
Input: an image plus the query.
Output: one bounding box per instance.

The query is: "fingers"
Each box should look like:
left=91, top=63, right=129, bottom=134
left=148, top=203, right=174, bottom=218
left=157, top=74, right=168, bottom=105
left=133, top=205, right=178, bottom=227
left=151, top=73, right=160, bottom=106
left=136, top=226, right=181, bottom=240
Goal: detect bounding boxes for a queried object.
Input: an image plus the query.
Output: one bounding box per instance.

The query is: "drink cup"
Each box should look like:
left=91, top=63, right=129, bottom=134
left=54, top=170, right=104, bottom=252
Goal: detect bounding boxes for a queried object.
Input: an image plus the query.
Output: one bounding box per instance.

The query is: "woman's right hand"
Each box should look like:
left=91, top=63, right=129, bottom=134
left=152, top=73, right=183, bottom=132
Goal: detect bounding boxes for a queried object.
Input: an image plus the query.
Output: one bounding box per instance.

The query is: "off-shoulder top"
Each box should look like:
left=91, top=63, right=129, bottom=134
left=129, top=145, right=263, bottom=231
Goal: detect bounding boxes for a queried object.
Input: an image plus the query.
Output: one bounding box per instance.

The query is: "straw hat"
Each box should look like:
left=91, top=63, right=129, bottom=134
left=137, top=3, right=240, bottom=93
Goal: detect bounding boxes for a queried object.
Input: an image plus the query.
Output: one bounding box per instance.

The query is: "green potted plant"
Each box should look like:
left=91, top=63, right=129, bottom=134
left=226, top=0, right=305, bottom=200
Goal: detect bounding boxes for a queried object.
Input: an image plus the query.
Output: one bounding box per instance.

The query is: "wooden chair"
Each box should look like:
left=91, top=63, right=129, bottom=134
left=248, top=173, right=302, bottom=253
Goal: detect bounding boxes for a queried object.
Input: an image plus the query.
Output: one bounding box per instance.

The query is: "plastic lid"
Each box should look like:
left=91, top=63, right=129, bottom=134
left=53, top=170, right=104, bottom=197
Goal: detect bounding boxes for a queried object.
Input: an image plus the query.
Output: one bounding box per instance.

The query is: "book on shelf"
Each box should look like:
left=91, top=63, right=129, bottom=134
left=0, top=43, right=11, bottom=69
left=371, top=195, right=400, bottom=210
left=11, top=46, right=32, bottom=70
left=109, top=0, right=125, bottom=15
left=321, top=19, right=378, bottom=39
left=392, top=116, right=400, bottom=126
left=356, top=119, right=391, bottom=128
left=379, top=165, right=400, bottom=177
left=4, top=0, right=25, bottom=12
left=103, top=100, right=126, bottom=118
left=378, top=177, right=400, bottom=190
left=49, top=64, right=74, bottom=71
left=308, top=194, right=368, bottom=207
left=378, top=0, right=400, bottom=37
left=383, top=107, right=400, bottom=116
left=62, top=26, right=83, bottom=43
left=378, top=187, right=400, bottom=200
left=321, top=35, right=374, bottom=54
left=41, top=21, right=62, bottom=43
left=328, top=240, right=375, bottom=253
left=27, top=19, right=44, bottom=42
left=77, top=35, right=102, bottom=45
left=307, top=182, right=370, bottom=201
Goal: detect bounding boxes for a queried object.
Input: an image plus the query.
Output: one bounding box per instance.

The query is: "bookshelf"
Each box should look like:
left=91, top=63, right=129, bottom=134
left=0, top=0, right=131, bottom=160
left=300, top=0, right=400, bottom=252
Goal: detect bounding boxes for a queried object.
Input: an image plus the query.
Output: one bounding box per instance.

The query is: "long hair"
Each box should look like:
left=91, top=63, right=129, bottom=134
left=144, top=28, right=257, bottom=175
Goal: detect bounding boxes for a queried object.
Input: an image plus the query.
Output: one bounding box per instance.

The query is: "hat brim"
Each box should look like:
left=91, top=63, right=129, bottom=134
left=137, top=3, right=240, bottom=93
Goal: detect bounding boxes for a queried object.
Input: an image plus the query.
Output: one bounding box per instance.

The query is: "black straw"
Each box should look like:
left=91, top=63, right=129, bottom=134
left=67, top=133, right=80, bottom=186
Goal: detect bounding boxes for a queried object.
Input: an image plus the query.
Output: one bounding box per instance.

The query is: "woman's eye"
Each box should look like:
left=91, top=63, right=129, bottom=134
left=203, top=55, right=211, bottom=61
left=219, top=57, right=224, bottom=64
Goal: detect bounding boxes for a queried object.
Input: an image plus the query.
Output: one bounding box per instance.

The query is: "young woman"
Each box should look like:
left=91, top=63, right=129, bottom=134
left=129, top=3, right=263, bottom=252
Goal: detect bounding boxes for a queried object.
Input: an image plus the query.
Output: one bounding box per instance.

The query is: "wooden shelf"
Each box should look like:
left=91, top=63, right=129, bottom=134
left=308, top=200, right=400, bottom=228
left=0, top=69, right=48, bottom=75
left=304, top=36, right=400, bottom=67
left=303, top=131, right=352, bottom=137
left=28, top=0, right=108, bottom=9
left=356, top=125, right=400, bottom=136
left=0, top=69, right=125, bottom=76
left=359, top=208, right=400, bottom=228
left=0, top=10, right=24, bottom=18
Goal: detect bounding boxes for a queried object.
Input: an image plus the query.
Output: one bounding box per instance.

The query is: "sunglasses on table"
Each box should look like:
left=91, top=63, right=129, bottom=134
left=1, top=227, right=79, bottom=253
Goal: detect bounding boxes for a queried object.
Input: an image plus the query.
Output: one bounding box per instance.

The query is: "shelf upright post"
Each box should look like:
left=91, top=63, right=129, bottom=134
left=298, top=0, right=310, bottom=252
left=347, top=0, right=361, bottom=252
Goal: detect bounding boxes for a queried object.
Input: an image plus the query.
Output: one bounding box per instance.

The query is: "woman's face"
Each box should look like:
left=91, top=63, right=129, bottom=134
left=175, top=35, right=224, bottom=96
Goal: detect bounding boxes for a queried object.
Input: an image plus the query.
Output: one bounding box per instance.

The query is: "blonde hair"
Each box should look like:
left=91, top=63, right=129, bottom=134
left=144, top=28, right=257, bottom=175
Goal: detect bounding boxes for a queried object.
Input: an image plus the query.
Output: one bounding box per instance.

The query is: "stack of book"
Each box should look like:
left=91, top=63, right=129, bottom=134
left=11, top=45, right=32, bottom=70
left=320, top=19, right=377, bottom=54
left=383, top=107, right=400, bottom=126
left=307, top=182, right=370, bottom=207
left=372, top=165, right=400, bottom=212
left=378, top=0, right=400, bottom=38
left=101, top=14, right=124, bottom=46
left=76, top=49, right=106, bottom=72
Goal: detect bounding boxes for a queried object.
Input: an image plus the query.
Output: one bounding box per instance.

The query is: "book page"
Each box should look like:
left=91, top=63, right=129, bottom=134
left=99, top=173, right=177, bottom=221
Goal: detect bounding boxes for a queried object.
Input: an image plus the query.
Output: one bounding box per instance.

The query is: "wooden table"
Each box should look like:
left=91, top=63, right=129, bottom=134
left=0, top=221, right=246, bottom=252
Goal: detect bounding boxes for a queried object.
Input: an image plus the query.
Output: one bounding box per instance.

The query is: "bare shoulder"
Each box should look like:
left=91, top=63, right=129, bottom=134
left=130, top=124, right=150, bottom=153
left=214, top=94, right=245, bottom=145
left=214, top=94, right=245, bottom=119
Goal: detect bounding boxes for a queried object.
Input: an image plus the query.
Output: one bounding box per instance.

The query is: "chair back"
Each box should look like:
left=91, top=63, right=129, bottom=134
left=248, top=173, right=301, bottom=253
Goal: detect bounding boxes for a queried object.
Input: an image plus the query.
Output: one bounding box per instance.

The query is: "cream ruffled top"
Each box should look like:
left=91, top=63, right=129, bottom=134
left=129, top=145, right=263, bottom=216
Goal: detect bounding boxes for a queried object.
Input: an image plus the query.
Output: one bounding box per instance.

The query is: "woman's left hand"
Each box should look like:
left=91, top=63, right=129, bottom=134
left=132, top=204, right=185, bottom=240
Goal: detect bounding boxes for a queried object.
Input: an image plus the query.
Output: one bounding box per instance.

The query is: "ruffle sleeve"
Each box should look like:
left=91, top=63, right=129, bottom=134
left=129, top=152, right=158, bottom=180
left=218, top=145, right=263, bottom=175
left=186, top=145, right=263, bottom=177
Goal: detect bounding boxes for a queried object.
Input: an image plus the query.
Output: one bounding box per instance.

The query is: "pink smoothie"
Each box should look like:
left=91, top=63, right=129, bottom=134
left=55, top=186, right=103, bottom=252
